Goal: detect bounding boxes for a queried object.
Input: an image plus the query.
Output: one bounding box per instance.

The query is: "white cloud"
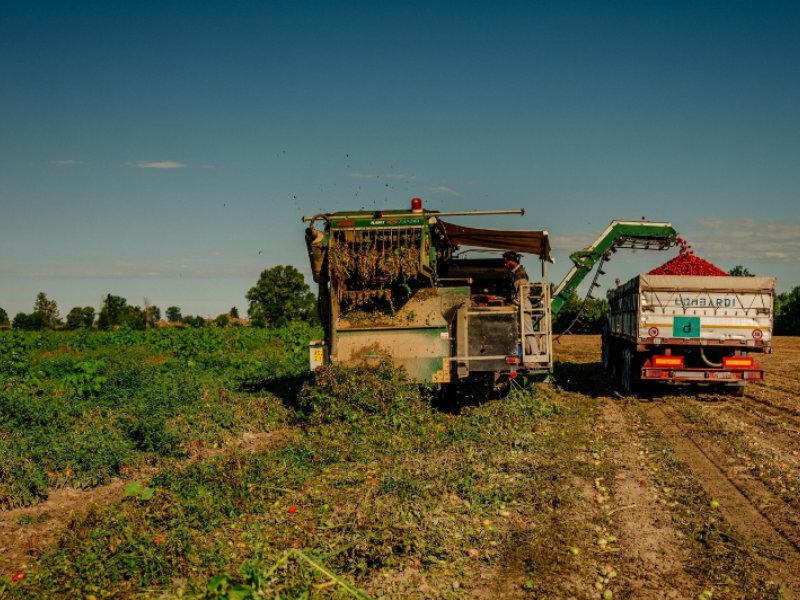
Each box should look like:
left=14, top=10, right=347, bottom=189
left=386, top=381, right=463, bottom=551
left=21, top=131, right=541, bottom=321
left=428, top=186, right=462, bottom=197
left=133, top=161, right=187, bottom=169
left=685, top=219, right=800, bottom=263
left=549, top=231, right=599, bottom=252
left=348, top=172, right=415, bottom=180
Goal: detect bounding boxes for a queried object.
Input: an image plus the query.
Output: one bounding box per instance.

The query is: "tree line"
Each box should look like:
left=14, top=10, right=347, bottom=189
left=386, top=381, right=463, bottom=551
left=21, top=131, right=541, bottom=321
left=1, top=265, right=799, bottom=334
left=0, top=292, right=244, bottom=331
left=0, top=265, right=316, bottom=331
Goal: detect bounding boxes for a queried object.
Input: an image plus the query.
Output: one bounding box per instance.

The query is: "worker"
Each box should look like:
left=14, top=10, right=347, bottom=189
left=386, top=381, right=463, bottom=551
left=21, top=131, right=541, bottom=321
left=503, top=251, right=539, bottom=358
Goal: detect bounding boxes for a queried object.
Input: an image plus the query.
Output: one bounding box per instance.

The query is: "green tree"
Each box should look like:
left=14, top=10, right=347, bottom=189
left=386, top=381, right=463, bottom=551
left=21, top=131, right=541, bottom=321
left=182, top=315, right=207, bottom=328
left=65, top=306, right=96, bottom=329
left=97, top=294, right=128, bottom=329
left=775, top=286, right=800, bottom=335
left=0, top=307, right=8, bottom=327
left=729, top=265, right=754, bottom=277
left=144, top=302, right=161, bottom=327
left=246, top=265, right=316, bottom=327
left=229, top=306, right=239, bottom=319
left=215, top=313, right=230, bottom=327
left=124, top=306, right=146, bottom=330
left=166, top=306, right=182, bottom=323
left=553, top=290, right=608, bottom=334
left=97, top=294, right=146, bottom=329
left=33, top=292, right=60, bottom=328
left=13, top=312, right=43, bottom=330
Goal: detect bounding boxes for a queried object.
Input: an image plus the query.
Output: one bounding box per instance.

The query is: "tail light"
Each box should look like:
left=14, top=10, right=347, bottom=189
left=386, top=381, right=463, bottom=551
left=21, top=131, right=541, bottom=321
left=506, top=356, right=520, bottom=365
left=652, top=355, right=684, bottom=368
left=723, top=356, right=754, bottom=369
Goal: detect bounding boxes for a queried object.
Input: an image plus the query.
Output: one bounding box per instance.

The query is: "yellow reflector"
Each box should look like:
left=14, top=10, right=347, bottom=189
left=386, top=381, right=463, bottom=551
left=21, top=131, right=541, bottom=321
left=653, top=356, right=683, bottom=368
left=723, top=357, right=754, bottom=368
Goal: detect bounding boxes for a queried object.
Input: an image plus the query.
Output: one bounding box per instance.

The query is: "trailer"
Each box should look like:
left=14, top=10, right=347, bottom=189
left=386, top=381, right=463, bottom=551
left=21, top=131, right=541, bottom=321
left=603, top=274, right=775, bottom=395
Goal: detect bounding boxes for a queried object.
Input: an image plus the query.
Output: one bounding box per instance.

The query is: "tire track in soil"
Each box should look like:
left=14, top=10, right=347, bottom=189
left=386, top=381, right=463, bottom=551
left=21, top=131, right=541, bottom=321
left=734, top=398, right=800, bottom=435
left=640, top=400, right=800, bottom=596
left=602, top=400, right=696, bottom=598
left=748, top=390, right=800, bottom=419
left=714, top=401, right=800, bottom=471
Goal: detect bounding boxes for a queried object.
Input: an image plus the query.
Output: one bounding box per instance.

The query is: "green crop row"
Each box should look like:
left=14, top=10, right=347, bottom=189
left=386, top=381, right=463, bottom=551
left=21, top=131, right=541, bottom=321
left=0, top=323, right=319, bottom=508
left=7, top=363, right=578, bottom=598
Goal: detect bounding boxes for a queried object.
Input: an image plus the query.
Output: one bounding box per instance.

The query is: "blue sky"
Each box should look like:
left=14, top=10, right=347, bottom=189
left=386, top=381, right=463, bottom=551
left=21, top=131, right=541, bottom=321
left=1, top=1, right=798, bottom=318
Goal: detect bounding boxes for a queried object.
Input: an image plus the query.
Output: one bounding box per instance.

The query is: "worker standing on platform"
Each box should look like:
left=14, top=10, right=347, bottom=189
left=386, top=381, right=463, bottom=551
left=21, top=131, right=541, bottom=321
left=503, top=251, right=538, bottom=357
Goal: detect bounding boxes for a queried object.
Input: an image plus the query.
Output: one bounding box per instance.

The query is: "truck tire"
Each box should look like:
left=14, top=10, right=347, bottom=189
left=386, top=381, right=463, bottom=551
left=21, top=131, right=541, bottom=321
left=610, top=343, right=621, bottom=383
left=724, top=383, right=746, bottom=397
left=621, top=346, right=636, bottom=394
left=601, top=331, right=611, bottom=371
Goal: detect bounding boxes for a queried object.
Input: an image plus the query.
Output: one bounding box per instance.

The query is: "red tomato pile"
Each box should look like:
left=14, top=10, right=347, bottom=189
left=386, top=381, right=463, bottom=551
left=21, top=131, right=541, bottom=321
left=648, top=237, right=729, bottom=276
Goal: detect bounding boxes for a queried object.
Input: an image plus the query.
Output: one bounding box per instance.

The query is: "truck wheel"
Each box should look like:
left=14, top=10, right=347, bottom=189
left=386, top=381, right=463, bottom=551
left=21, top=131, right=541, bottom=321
left=610, top=343, right=621, bottom=382
left=601, top=332, right=611, bottom=371
left=724, top=384, right=746, bottom=397
left=621, top=347, right=636, bottom=394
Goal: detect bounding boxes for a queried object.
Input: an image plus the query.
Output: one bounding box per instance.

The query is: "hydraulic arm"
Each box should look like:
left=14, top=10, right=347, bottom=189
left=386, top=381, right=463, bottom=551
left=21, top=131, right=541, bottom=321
left=551, top=220, right=677, bottom=316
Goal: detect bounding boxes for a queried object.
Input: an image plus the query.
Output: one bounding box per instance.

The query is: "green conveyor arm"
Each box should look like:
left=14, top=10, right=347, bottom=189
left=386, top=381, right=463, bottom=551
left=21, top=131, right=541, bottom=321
left=551, top=220, right=677, bottom=316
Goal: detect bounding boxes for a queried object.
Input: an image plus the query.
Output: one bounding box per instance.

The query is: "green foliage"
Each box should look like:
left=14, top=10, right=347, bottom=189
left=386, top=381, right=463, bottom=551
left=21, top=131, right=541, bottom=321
left=0, top=324, right=317, bottom=508
left=0, top=307, right=9, bottom=327
left=166, top=306, right=182, bottom=323
left=775, top=286, right=800, bottom=335
left=123, top=481, right=155, bottom=501
left=182, top=315, right=208, bottom=327
left=296, top=361, right=421, bottom=425
left=62, top=359, right=107, bottom=397
left=215, top=313, right=230, bottom=327
left=65, top=306, right=96, bottom=329
left=553, top=290, right=608, bottom=334
left=246, top=265, right=317, bottom=327
left=145, top=304, right=161, bottom=327
left=6, top=335, right=600, bottom=599
left=728, top=265, right=754, bottom=277
left=33, top=292, right=61, bottom=328
left=13, top=311, right=44, bottom=330
left=97, top=294, right=146, bottom=330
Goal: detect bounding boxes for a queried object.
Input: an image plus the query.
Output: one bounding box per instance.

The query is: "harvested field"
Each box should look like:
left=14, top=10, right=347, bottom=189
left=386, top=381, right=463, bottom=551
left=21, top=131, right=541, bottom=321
left=2, top=330, right=798, bottom=598
left=554, top=335, right=800, bottom=599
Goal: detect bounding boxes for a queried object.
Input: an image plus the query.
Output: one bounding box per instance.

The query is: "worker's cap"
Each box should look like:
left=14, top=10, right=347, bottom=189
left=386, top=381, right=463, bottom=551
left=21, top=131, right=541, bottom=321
left=502, top=251, right=521, bottom=262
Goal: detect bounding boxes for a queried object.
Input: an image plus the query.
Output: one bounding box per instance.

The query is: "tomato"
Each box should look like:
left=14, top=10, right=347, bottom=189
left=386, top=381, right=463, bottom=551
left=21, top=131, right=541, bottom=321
left=649, top=241, right=728, bottom=276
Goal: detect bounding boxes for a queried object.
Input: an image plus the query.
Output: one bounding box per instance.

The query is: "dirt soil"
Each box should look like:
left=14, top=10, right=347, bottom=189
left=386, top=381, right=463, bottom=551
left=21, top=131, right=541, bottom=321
left=553, top=335, right=800, bottom=599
